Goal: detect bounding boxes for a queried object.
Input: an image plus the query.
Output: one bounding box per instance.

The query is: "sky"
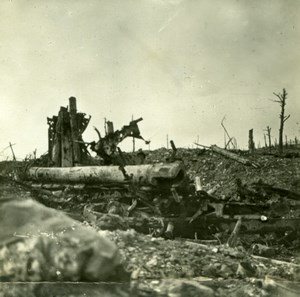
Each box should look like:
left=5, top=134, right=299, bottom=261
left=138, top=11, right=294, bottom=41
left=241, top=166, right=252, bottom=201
left=0, top=0, right=300, bottom=160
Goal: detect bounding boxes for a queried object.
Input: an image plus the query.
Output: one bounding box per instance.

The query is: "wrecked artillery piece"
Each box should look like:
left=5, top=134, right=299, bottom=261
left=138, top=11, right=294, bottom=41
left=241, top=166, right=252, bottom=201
left=21, top=97, right=300, bottom=239
left=22, top=159, right=300, bottom=239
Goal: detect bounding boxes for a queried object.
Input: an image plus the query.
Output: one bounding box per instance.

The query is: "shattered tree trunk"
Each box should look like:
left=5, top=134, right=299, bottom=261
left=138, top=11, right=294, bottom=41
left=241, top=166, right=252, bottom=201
left=273, top=88, right=290, bottom=154
left=47, top=119, right=53, bottom=162
left=69, top=97, right=80, bottom=165
left=248, top=129, right=255, bottom=154
left=264, top=134, right=267, bottom=148
left=210, top=145, right=258, bottom=167
left=61, top=107, right=73, bottom=167
left=52, top=108, right=63, bottom=167
left=266, top=126, right=272, bottom=153
left=48, top=97, right=91, bottom=167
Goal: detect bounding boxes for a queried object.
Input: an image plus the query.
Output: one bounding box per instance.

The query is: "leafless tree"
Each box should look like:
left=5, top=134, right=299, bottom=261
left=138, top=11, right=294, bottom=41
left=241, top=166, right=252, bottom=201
left=264, top=126, right=272, bottom=153
left=263, top=134, right=267, bottom=148
left=272, top=88, right=290, bottom=154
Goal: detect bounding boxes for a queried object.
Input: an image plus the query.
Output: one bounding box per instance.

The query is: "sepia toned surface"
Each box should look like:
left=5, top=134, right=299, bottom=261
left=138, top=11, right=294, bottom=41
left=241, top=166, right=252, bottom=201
left=0, top=1, right=300, bottom=297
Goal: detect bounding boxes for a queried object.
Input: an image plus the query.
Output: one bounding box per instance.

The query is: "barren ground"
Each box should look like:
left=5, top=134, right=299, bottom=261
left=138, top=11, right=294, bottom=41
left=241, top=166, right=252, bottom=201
left=0, top=147, right=300, bottom=296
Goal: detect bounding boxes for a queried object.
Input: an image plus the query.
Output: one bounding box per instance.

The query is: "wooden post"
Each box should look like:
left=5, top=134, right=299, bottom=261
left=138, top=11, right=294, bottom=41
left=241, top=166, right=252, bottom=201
left=106, top=121, right=114, bottom=135
left=69, top=97, right=80, bottom=165
left=248, top=129, right=255, bottom=154
left=9, top=142, right=16, bottom=161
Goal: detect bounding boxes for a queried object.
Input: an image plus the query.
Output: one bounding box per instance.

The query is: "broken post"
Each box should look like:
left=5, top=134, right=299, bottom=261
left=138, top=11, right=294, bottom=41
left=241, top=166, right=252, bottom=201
left=169, top=140, right=177, bottom=162
left=106, top=121, right=114, bottom=135
left=226, top=217, right=242, bottom=247
left=248, top=129, right=255, bottom=154
left=9, top=142, right=16, bottom=161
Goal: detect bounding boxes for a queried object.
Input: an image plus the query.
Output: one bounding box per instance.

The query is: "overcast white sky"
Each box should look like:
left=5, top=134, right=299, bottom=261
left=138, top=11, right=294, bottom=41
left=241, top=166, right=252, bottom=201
left=0, top=0, right=299, bottom=160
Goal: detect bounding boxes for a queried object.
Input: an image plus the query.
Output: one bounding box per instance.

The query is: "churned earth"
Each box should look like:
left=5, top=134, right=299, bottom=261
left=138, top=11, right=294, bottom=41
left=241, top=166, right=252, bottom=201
left=0, top=146, right=300, bottom=296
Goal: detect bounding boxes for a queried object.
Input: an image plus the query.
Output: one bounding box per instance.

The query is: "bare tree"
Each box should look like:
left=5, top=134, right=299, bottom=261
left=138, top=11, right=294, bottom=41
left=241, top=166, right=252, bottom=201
left=263, top=134, right=267, bottom=148
left=264, top=126, right=272, bottom=153
left=272, top=88, right=290, bottom=154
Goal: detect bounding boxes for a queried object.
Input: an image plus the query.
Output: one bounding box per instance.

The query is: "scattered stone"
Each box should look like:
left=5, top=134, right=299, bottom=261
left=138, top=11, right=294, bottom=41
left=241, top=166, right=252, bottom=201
left=0, top=199, right=129, bottom=282
left=95, top=213, right=129, bottom=231
left=251, top=244, right=276, bottom=258
left=159, top=279, right=215, bottom=297
left=236, top=261, right=257, bottom=278
left=146, top=257, right=158, bottom=267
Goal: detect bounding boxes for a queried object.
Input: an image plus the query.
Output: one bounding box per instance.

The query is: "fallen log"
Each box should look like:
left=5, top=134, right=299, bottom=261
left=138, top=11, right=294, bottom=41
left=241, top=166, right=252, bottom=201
left=252, top=181, right=300, bottom=200
left=194, top=143, right=259, bottom=168
left=252, top=255, right=300, bottom=268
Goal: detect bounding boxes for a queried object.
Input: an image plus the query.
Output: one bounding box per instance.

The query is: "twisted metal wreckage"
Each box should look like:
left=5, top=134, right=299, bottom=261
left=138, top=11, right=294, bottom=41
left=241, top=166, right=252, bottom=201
left=20, top=97, right=300, bottom=239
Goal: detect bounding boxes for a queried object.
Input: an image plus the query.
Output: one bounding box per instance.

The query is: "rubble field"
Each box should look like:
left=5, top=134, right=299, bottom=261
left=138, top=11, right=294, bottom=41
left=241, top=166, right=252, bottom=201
left=0, top=147, right=300, bottom=297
